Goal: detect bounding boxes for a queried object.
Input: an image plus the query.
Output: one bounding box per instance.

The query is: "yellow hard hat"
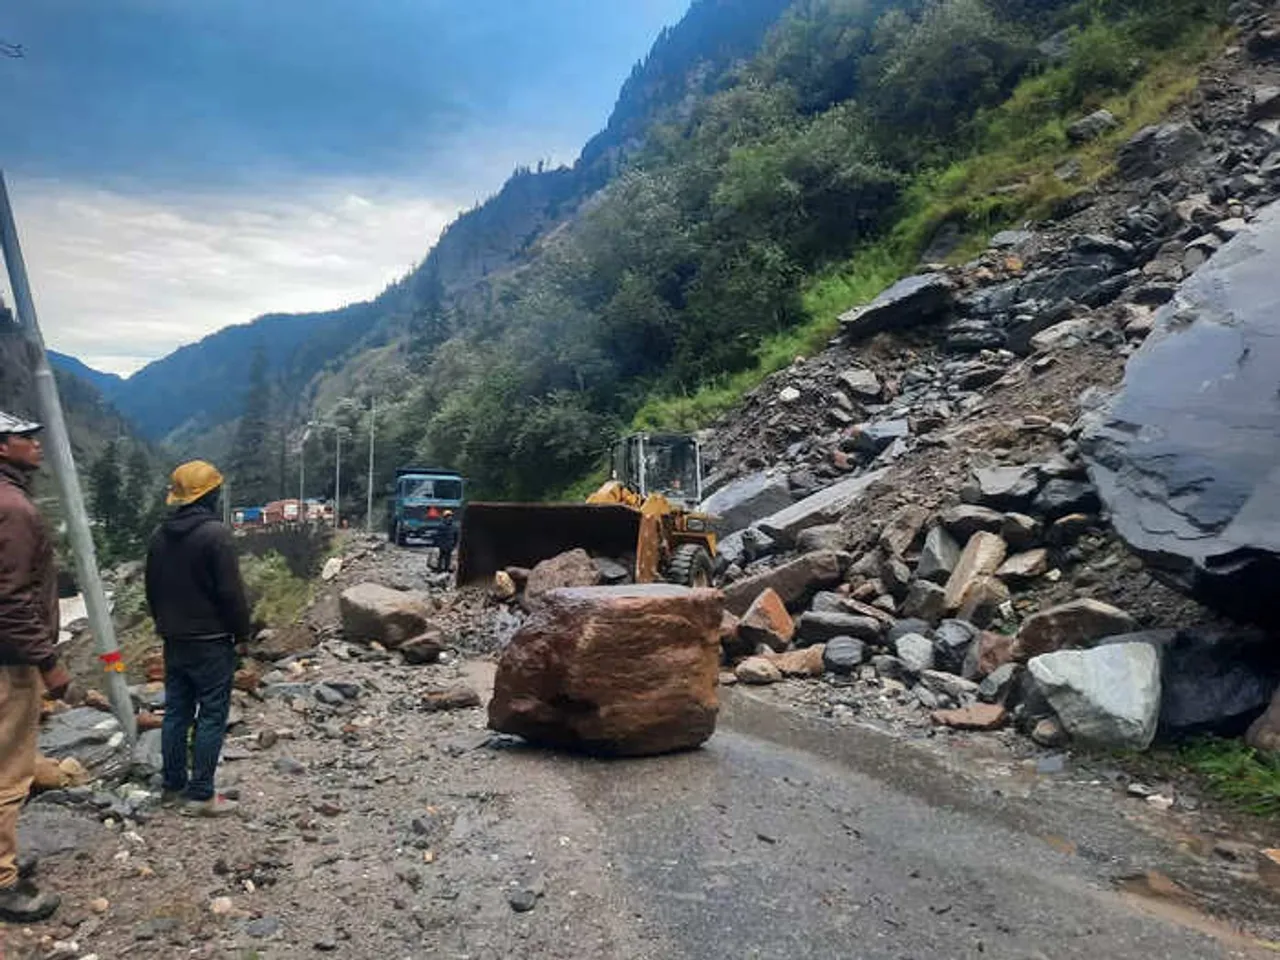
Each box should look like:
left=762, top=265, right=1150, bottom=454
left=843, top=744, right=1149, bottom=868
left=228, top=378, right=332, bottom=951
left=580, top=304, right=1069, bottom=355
left=167, top=460, right=224, bottom=506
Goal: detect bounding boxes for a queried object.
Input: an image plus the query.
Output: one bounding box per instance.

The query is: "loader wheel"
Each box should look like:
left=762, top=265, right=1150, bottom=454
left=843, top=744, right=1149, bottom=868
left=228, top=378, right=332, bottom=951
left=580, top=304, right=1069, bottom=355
left=667, top=544, right=714, bottom=589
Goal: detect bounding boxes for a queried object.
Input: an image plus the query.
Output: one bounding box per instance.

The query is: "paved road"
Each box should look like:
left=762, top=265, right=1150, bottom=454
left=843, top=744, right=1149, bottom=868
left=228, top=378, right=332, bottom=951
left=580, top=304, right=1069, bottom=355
left=538, top=691, right=1273, bottom=960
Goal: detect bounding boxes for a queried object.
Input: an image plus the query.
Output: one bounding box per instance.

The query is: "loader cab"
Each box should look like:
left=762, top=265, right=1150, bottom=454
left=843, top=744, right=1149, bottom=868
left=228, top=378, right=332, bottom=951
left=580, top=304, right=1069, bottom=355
left=612, top=433, right=703, bottom=509
left=388, top=468, right=464, bottom=547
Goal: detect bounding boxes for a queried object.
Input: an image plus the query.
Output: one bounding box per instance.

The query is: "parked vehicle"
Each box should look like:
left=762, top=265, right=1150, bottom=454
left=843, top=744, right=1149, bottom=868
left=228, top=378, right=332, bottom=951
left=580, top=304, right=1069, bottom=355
left=264, top=499, right=302, bottom=525
left=233, top=506, right=265, bottom=528
left=388, top=468, right=464, bottom=568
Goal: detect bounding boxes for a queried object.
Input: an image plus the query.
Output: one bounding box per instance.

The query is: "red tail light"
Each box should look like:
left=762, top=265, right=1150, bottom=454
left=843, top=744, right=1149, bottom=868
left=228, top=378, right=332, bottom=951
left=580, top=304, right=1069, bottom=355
left=427, top=507, right=441, bottom=519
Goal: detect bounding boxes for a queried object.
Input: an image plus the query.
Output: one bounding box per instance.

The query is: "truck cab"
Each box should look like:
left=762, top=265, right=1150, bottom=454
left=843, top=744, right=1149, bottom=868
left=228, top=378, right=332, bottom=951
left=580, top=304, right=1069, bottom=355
left=388, top=468, right=464, bottom=548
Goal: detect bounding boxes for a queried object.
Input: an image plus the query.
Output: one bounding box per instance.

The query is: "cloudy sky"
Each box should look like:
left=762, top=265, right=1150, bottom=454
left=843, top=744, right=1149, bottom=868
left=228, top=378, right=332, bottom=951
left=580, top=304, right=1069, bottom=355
left=0, top=0, right=689, bottom=375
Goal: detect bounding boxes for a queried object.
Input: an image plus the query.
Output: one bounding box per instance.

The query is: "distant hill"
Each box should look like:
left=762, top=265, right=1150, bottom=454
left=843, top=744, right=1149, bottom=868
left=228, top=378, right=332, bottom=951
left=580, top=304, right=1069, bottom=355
left=48, top=351, right=125, bottom=403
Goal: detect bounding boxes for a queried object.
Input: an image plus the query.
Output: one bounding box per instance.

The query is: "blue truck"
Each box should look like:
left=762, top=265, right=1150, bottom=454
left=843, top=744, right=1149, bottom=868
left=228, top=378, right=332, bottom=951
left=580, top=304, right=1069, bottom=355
left=387, top=467, right=465, bottom=568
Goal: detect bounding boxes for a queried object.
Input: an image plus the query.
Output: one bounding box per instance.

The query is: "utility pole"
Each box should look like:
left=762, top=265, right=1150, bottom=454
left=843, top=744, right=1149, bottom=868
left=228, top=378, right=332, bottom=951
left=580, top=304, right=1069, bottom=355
left=0, top=172, right=137, bottom=743
left=333, top=428, right=341, bottom=530
left=366, top=396, right=376, bottom=534
left=298, top=426, right=308, bottom=521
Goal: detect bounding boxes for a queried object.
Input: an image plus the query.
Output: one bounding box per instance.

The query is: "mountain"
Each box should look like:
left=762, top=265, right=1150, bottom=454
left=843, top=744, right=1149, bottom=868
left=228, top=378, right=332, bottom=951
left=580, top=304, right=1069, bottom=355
left=88, top=0, right=1224, bottom=509
left=48, top=350, right=125, bottom=402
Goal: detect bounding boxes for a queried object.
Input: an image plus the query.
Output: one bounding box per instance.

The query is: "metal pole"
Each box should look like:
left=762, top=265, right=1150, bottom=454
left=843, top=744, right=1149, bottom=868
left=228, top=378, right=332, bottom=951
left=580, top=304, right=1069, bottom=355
left=0, top=172, right=137, bottom=743
left=365, top=397, right=376, bottom=534
left=298, top=429, right=305, bottom=521
left=334, top=429, right=341, bottom=530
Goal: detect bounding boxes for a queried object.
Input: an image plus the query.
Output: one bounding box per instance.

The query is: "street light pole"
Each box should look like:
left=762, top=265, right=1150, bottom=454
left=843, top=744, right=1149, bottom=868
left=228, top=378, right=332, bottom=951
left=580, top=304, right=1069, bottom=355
left=366, top=396, right=376, bottom=534
left=0, top=172, right=136, bottom=742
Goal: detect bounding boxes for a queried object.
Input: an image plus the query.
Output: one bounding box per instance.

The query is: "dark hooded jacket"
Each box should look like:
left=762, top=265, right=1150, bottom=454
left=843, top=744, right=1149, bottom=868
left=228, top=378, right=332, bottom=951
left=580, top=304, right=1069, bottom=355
left=0, top=461, right=59, bottom=669
left=145, top=504, right=252, bottom=642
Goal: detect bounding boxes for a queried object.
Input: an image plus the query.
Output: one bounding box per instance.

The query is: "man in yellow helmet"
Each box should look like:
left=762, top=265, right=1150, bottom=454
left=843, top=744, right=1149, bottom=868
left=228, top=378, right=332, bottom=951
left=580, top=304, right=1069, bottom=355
left=144, top=461, right=251, bottom=817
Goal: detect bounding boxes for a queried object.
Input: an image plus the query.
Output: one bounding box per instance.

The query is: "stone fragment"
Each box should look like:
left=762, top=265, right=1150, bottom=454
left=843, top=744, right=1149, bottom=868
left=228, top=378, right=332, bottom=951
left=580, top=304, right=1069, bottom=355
left=339, top=583, right=434, bottom=650
left=795, top=611, right=882, bottom=645
left=963, top=466, right=1041, bottom=511
left=795, top=524, right=846, bottom=553
left=320, top=557, right=343, bottom=582
left=955, top=575, right=1010, bottom=628
left=933, top=619, right=978, bottom=675
left=738, top=588, right=795, bottom=653
left=255, top=624, right=317, bottom=662
left=1033, top=480, right=1100, bottom=519
left=1028, top=643, right=1161, bottom=750
left=1116, top=123, right=1205, bottom=180
left=822, top=637, right=867, bottom=675
left=902, top=580, right=946, bottom=623
left=401, top=632, right=444, bottom=665
left=932, top=704, right=1008, bottom=731
left=1000, top=513, right=1042, bottom=551
left=763, top=645, right=826, bottom=678
left=421, top=684, right=482, bottom=712
left=492, top=571, right=518, bottom=600
left=872, top=654, right=910, bottom=682
left=839, top=273, right=954, bottom=340
left=837, top=366, right=882, bottom=399
left=938, top=505, right=1006, bottom=542
left=489, top=585, right=722, bottom=756
left=978, top=663, right=1022, bottom=705
left=895, top=633, right=935, bottom=674
left=754, top=471, right=887, bottom=548
left=722, top=551, right=844, bottom=616
left=525, top=549, right=602, bottom=599
left=736, top=657, right=783, bottom=685
left=964, top=631, right=1015, bottom=680
left=1067, top=108, right=1119, bottom=144
left=996, top=549, right=1050, bottom=584
left=916, top=525, right=962, bottom=584
left=943, top=532, right=1008, bottom=613
left=879, top=504, right=931, bottom=558
left=1012, top=599, right=1136, bottom=660
left=1031, top=717, right=1068, bottom=748
left=701, top=472, right=793, bottom=535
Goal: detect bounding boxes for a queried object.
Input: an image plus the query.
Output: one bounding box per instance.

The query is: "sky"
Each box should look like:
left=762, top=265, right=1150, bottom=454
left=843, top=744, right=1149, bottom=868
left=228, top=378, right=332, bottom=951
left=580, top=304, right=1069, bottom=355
left=0, top=0, right=690, bottom=375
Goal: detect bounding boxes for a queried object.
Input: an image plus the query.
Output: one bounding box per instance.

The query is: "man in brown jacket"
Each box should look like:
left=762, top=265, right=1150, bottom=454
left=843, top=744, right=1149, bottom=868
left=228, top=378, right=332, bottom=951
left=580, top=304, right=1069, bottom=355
left=0, top=410, right=68, bottom=922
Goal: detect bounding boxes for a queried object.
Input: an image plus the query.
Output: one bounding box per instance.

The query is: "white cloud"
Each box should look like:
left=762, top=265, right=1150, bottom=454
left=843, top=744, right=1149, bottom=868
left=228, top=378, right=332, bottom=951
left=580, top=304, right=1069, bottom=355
left=1, top=177, right=461, bottom=376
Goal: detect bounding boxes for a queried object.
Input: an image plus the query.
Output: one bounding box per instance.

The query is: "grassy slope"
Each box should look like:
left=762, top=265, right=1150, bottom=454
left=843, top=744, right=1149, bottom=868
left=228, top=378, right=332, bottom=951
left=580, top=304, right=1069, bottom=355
left=629, top=19, right=1225, bottom=436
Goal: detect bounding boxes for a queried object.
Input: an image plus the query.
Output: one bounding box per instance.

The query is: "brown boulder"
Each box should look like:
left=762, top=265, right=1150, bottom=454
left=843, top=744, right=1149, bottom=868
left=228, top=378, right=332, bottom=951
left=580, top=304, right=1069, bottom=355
left=488, top=584, right=723, bottom=756
left=722, top=551, right=843, bottom=616
left=738, top=588, right=795, bottom=653
left=525, top=549, right=602, bottom=599
left=735, top=657, right=783, bottom=685
left=339, top=583, right=434, bottom=649
left=1011, top=599, right=1136, bottom=660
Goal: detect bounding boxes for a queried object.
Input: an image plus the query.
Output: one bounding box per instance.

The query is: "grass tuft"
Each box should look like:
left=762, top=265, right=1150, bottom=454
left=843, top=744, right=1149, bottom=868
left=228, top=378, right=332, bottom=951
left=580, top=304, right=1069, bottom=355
left=1179, top=738, right=1280, bottom=817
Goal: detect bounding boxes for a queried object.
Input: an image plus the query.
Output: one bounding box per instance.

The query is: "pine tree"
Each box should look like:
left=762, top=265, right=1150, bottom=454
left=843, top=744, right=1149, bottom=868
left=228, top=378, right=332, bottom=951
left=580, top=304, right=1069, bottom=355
left=227, top=345, right=274, bottom=506
left=88, top=439, right=125, bottom=560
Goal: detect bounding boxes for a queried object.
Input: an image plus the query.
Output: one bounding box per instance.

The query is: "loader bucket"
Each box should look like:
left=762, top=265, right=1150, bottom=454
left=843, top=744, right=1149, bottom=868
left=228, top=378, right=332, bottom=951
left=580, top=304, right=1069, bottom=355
left=457, top=502, right=642, bottom=586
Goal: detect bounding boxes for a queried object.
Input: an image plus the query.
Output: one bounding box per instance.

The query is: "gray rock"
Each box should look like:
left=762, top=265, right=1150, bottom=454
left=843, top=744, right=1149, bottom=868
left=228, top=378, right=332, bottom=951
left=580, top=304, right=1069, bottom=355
left=895, top=633, right=935, bottom=674
left=991, top=229, right=1035, bottom=250
left=933, top=619, right=978, bottom=675
left=852, top=420, right=910, bottom=456
left=38, top=707, right=122, bottom=771
left=722, top=551, right=845, bottom=616
left=839, top=273, right=954, bottom=341
left=902, top=580, right=947, bottom=622
left=593, top=556, right=631, bottom=584
left=887, top=618, right=933, bottom=644
left=273, top=756, right=307, bottom=775
left=795, top=524, right=847, bottom=553
left=508, top=888, right=539, bottom=913
left=963, top=466, right=1041, bottom=511
left=938, top=505, right=1006, bottom=542
left=1000, top=513, right=1042, bottom=551
left=810, top=592, right=850, bottom=614
left=871, top=654, right=910, bottom=682
left=1028, top=643, right=1161, bottom=750
left=917, top=525, right=962, bottom=584
left=837, top=366, right=882, bottom=399
left=1032, top=479, right=1100, bottom=519
left=754, top=470, right=887, bottom=548
left=701, top=472, right=794, bottom=535
left=131, top=729, right=163, bottom=776
left=339, top=583, right=433, bottom=649
left=1117, top=123, right=1206, bottom=179
left=245, top=917, right=282, bottom=938
left=1067, top=109, right=1119, bottom=144
left=979, top=664, right=1022, bottom=705
left=1081, top=201, right=1280, bottom=627
left=822, top=637, right=868, bottom=675
left=796, top=611, right=883, bottom=645
left=314, top=683, right=346, bottom=706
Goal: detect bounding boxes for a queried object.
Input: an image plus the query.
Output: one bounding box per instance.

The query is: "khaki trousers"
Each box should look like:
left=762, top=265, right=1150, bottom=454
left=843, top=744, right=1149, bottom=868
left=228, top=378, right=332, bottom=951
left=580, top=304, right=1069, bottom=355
left=0, top=665, right=40, bottom=890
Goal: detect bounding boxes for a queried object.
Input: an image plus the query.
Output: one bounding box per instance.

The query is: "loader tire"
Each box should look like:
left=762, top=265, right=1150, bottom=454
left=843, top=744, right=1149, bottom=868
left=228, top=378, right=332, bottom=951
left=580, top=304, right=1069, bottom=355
left=667, top=544, right=714, bottom=589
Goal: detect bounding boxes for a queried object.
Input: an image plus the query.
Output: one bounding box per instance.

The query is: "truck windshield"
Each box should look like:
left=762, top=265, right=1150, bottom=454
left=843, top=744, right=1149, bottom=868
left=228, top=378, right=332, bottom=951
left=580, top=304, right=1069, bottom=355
left=399, top=477, right=463, bottom=500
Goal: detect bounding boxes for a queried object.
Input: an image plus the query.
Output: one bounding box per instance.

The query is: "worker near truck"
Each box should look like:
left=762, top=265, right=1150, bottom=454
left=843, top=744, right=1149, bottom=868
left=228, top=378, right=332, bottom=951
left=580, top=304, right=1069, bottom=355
left=0, top=411, right=68, bottom=923
left=145, top=460, right=252, bottom=817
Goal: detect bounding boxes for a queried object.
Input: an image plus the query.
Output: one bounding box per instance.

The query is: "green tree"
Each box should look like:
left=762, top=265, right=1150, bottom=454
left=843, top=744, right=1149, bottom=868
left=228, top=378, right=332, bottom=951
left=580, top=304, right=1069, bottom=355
left=228, top=345, right=274, bottom=506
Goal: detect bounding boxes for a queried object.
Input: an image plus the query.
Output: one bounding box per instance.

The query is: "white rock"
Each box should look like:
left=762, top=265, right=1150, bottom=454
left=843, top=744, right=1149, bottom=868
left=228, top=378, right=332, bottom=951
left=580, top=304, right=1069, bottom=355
left=1028, top=642, right=1160, bottom=750
left=895, top=633, right=935, bottom=674
left=321, top=557, right=343, bottom=581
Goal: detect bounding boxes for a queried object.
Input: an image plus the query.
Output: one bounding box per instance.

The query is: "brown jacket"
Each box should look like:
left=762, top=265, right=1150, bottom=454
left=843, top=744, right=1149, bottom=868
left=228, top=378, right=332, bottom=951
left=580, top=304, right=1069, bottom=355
left=0, top=462, right=59, bottom=669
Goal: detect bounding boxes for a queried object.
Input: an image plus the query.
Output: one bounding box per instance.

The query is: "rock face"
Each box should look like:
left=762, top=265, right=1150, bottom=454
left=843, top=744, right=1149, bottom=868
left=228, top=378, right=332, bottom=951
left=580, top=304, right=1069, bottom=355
left=700, top=471, right=793, bottom=535
left=488, top=585, right=723, bottom=756
left=340, top=583, right=434, bottom=649
left=1081, top=201, right=1280, bottom=628
left=839, top=273, right=954, bottom=340
left=1029, top=643, right=1161, bottom=750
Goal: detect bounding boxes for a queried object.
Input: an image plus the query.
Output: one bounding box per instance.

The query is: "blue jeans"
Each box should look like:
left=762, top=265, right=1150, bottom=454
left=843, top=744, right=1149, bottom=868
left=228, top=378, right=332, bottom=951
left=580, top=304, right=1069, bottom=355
left=161, top=638, right=235, bottom=802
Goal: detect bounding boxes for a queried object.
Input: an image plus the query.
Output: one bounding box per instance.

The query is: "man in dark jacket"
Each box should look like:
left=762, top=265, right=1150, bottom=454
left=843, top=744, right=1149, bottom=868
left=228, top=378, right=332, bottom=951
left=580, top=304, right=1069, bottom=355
left=0, top=411, right=67, bottom=922
left=145, top=460, right=252, bottom=817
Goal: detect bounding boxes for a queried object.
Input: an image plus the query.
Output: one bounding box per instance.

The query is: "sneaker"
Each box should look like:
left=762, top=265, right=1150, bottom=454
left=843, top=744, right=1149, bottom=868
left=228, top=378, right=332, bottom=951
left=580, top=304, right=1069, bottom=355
left=181, top=795, right=240, bottom=818
left=16, top=852, right=37, bottom=879
left=0, top=883, right=61, bottom=923
left=160, top=789, right=185, bottom=808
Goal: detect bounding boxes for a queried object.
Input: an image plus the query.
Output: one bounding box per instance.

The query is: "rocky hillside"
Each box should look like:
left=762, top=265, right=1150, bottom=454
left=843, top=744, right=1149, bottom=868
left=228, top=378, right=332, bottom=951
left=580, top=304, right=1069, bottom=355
left=687, top=5, right=1280, bottom=753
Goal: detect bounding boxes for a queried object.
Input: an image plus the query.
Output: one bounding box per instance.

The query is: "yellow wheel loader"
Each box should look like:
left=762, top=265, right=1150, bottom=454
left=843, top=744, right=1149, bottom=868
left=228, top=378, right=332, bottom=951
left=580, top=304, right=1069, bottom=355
left=457, top=433, right=717, bottom=588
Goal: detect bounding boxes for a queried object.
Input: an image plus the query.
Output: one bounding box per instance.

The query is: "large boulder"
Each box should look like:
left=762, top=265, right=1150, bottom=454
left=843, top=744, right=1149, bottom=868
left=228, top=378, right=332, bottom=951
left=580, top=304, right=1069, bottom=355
left=488, top=585, right=723, bottom=756
left=1028, top=643, right=1161, bottom=750
left=339, top=583, right=434, bottom=649
left=700, top=471, right=793, bottom=535
left=1081, top=201, right=1280, bottom=628
left=1011, top=598, right=1135, bottom=660
left=738, top=588, right=795, bottom=653
left=754, top=470, right=887, bottom=548
left=525, top=549, right=602, bottom=599
left=722, top=551, right=844, bottom=616
left=839, top=273, right=954, bottom=340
